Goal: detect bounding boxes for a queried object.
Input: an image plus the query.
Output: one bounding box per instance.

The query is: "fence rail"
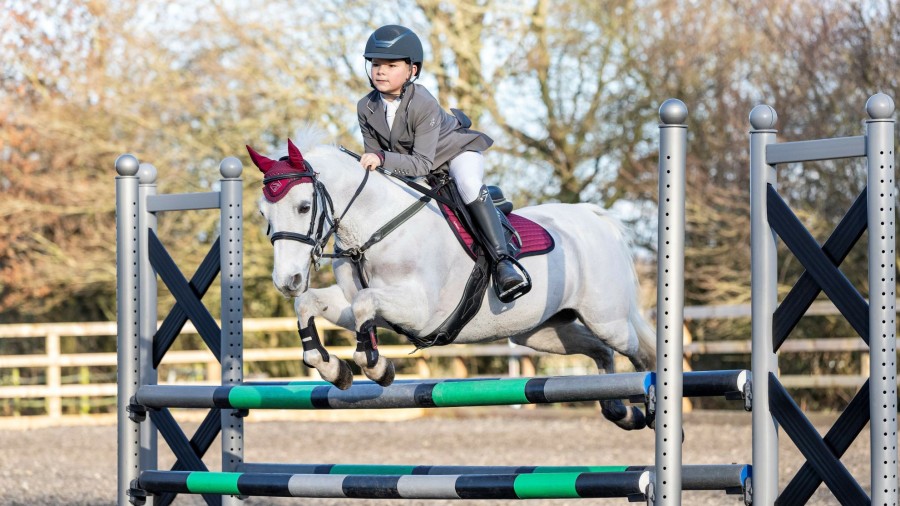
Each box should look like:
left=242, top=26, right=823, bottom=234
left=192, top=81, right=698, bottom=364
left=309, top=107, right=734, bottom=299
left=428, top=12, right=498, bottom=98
left=0, top=305, right=887, bottom=424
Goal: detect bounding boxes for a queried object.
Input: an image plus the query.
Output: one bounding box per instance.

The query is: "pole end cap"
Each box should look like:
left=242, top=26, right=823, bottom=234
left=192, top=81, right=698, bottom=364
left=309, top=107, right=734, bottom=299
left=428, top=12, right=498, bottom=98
left=866, top=93, right=895, bottom=120
left=749, top=105, right=778, bottom=130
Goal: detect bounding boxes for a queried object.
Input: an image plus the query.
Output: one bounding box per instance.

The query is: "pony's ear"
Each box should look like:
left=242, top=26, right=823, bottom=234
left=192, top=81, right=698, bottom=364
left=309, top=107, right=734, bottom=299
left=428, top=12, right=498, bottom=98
left=287, top=139, right=305, bottom=168
left=246, top=145, right=275, bottom=173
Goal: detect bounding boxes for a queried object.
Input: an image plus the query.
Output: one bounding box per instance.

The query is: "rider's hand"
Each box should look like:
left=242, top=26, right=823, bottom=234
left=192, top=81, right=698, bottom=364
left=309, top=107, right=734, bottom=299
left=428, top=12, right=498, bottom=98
left=360, top=152, right=384, bottom=171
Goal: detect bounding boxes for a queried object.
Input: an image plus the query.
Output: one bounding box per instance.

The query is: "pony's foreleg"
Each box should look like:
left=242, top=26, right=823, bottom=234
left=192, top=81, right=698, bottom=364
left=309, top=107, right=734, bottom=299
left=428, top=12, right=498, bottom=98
left=349, top=286, right=423, bottom=387
left=295, top=287, right=354, bottom=390
left=353, top=319, right=395, bottom=387
left=297, top=316, right=353, bottom=389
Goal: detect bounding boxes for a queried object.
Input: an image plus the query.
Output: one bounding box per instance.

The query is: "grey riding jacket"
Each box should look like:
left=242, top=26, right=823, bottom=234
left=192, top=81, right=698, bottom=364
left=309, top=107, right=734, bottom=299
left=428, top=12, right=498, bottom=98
left=357, top=83, right=493, bottom=177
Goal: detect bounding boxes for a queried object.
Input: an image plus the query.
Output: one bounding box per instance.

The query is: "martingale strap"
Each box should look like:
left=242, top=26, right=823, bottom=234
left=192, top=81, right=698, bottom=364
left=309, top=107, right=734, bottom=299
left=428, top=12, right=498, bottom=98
left=387, top=253, right=492, bottom=349
left=330, top=195, right=431, bottom=267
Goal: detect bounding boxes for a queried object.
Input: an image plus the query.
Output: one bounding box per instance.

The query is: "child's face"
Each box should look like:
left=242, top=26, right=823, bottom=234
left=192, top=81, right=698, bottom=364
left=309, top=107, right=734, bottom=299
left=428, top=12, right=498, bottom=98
left=370, top=58, right=415, bottom=97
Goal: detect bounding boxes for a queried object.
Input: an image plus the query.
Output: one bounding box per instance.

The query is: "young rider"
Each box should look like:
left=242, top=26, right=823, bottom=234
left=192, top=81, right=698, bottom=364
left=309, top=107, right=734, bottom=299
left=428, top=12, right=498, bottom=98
left=356, top=24, right=530, bottom=303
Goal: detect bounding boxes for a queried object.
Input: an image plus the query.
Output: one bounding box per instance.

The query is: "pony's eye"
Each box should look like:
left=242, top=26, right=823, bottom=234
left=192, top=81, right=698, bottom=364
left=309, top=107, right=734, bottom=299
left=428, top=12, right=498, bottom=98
left=298, top=202, right=312, bottom=214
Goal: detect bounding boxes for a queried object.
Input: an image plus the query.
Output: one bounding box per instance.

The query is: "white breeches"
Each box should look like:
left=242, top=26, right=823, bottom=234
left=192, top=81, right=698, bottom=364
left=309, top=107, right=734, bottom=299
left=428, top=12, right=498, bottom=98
left=448, top=151, right=485, bottom=204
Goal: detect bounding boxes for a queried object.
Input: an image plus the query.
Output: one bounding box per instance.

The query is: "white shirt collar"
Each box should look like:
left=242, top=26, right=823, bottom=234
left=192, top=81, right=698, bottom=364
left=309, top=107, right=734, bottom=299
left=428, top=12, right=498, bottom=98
left=380, top=94, right=401, bottom=111
left=380, top=94, right=402, bottom=131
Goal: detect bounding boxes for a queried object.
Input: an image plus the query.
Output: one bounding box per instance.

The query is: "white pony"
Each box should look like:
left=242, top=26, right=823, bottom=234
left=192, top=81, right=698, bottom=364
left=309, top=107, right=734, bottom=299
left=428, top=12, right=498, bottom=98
left=251, top=136, right=656, bottom=430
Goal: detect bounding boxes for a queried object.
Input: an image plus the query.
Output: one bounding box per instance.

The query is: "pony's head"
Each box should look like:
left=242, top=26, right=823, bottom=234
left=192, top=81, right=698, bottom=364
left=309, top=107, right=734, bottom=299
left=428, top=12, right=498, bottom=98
left=250, top=138, right=321, bottom=296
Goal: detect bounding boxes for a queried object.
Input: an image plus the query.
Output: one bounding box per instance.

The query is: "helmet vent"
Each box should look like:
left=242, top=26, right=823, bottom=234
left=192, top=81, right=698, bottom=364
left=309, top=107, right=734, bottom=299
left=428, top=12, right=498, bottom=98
left=374, top=32, right=411, bottom=48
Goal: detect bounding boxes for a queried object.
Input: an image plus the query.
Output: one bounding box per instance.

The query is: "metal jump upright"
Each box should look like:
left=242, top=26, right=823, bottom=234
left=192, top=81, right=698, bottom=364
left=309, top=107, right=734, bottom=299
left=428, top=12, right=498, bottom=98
left=116, top=156, right=245, bottom=506
left=656, top=98, right=688, bottom=506
left=750, top=93, right=897, bottom=505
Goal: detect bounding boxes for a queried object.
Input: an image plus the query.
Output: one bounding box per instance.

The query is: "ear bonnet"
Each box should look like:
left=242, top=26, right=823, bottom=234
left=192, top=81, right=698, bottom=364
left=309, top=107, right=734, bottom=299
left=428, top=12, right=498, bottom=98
left=246, top=139, right=314, bottom=202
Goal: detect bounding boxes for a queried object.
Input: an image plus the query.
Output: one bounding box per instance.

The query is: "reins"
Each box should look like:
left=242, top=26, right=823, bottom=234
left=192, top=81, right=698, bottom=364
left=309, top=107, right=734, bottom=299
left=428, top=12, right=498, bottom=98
left=328, top=146, right=458, bottom=286
left=338, top=146, right=457, bottom=208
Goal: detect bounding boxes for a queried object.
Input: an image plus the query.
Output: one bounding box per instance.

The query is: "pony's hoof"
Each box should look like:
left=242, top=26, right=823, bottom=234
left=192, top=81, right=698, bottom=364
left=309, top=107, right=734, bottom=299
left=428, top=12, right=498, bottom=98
left=600, top=401, right=648, bottom=431
left=332, top=359, right=354, bottom=390
left=373, top=359, right=395, bottom=387
left=629, top=408, right=648, bottom=430
left=355, top=352, right=395, bottom=387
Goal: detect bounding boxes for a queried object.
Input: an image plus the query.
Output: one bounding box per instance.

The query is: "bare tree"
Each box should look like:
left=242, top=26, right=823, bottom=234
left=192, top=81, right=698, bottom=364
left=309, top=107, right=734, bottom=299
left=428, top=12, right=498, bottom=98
left=0, top=0, right=374, bottom=320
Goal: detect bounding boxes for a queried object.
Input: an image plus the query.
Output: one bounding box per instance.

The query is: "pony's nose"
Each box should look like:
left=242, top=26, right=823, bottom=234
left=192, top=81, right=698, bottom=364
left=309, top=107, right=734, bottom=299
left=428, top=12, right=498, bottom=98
left=275, top=273, right=304, bottom=295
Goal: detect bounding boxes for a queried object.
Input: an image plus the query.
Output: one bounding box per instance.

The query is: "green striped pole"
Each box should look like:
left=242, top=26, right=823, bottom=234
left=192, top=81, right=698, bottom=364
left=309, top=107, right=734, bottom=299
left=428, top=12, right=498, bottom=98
left=137, top=374, right=654, bottom=410
left=234, top=463, right=749, bottom=493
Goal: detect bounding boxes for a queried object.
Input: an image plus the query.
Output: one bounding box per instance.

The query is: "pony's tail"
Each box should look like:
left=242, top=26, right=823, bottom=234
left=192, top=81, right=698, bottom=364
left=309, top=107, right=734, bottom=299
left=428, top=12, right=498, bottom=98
left=590, top=204, right=657, bottom=372
left=630, top=305, right=657, bottom=371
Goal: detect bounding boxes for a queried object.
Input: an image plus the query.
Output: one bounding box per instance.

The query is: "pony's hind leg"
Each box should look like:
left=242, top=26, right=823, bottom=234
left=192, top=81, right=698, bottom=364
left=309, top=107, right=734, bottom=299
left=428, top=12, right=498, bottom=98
left=295, top=286, right=355, bottom=389
left=510, top=319, right=648, bottom=431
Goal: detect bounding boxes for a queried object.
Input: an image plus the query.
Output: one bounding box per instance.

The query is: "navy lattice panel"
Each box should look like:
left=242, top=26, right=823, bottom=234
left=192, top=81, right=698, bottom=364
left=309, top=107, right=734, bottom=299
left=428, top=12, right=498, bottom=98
left=148, top=230, right=224, bottom=506
left=767, top=184, right=871, bottom=505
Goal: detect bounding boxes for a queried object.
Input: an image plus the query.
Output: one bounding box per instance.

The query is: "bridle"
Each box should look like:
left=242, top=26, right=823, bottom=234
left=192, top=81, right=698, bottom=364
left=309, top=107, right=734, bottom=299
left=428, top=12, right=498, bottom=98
left=264, top=148, right=457, bottom=284
left=264, top=159, right=372, bottom=269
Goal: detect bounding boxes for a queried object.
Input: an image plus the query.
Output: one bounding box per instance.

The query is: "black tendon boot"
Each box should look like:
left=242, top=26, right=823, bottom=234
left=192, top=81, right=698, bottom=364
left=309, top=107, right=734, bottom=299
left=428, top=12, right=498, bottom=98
left=466, top=186, right=531, bottom=302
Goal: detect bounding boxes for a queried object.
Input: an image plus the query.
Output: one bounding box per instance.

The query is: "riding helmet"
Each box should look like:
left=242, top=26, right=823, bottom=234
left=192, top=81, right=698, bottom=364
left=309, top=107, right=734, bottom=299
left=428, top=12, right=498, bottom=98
left=363, top=25, right=423, bottom=77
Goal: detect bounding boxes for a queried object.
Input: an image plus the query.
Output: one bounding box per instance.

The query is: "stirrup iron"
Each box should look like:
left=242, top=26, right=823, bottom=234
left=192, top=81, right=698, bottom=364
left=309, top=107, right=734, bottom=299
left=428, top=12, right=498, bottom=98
left=493, top=256, right=532, bottom=303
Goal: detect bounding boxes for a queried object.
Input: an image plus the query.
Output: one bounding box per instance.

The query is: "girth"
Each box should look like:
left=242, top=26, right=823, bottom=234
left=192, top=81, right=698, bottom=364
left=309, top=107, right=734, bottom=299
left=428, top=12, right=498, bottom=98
left=385, top=253, right=491, bottom=349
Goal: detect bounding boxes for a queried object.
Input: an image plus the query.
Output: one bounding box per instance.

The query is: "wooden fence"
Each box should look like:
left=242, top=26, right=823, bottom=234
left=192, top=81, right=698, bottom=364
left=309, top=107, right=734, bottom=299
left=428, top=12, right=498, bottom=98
left=0, top=302, right=888, bottom=426
left=0, top=318, right=548, bottom=426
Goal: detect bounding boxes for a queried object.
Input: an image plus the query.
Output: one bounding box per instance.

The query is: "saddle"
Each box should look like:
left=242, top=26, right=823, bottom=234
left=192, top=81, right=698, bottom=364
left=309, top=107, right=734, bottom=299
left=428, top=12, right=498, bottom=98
left=387, top=178, right=554, bottom=349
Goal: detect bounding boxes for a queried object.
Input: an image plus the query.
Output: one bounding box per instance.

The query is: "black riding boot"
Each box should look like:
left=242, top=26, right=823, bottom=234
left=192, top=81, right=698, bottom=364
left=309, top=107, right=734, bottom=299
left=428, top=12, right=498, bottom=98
left=466, top=187, right=531, bottom=302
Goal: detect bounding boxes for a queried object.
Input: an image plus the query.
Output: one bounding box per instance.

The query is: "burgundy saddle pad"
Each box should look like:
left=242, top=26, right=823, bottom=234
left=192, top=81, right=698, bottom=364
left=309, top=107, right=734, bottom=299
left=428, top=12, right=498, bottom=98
left=440, top=204, right=555, bottom=260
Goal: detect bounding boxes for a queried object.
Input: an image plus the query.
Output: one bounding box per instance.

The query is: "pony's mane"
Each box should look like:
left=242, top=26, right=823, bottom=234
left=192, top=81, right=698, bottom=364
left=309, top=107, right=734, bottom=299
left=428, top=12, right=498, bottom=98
left=270, top=125, right=335, bottom=159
